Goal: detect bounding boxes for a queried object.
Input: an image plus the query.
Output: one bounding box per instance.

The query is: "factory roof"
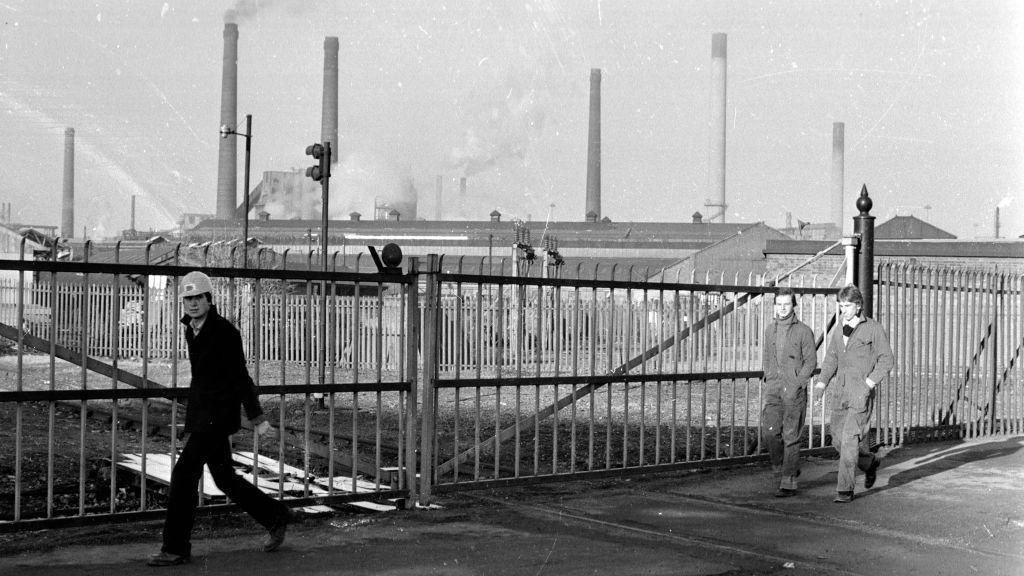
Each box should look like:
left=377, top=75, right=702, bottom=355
left=875, top=215, right=957, bottom=240
left=190, top=218, right=756, bottom=246
left=764, top=239, right=1024, bottom=259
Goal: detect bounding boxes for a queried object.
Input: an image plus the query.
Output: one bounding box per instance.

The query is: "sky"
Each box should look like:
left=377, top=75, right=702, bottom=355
left=0, top=0, right=1021, bottom=239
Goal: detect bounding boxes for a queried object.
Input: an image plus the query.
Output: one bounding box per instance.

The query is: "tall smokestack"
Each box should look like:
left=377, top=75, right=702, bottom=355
left=130, top=196, right=137, bottom=232
left=435, top=175, right=443, bottom=220
left=831, top=122, right=845, bottom=235
left=215, top=20, right=239, bottom=220
left=708, top=33, right=727, bottom=223
left=585, top=68, right=601, bottom=221
left=460, top=176, right=467, bottom=196
left=995, top=207, right=1000, bottom=239
left=61, top=127, right=75, bottom=238
left=321, top=36, right=339, bottom=162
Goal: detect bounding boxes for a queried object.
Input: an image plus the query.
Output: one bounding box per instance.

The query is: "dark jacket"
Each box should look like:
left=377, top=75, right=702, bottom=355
left=818, top=316, right=894, bottom=412
left=181, top=305, right=263, bottom=434
left=762, top=313, right=817, bottom=392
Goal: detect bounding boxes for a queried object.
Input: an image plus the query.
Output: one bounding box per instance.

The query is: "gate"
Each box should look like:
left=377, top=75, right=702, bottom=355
left=416, top=254, right=842, bottom=500
left=875, top=264, right=1024, bottom=445
left=0, top=242, right=418, bottom=529
left=415, top=255, right=1024, bottom=502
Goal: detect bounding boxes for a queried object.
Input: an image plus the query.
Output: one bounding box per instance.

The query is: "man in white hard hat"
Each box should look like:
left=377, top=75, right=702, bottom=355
left=149, top=271, right=291, bottom=567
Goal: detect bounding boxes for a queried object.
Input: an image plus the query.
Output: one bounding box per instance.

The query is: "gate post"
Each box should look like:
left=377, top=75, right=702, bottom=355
left=418, top=254, right=440, bottom=506
left=990, top=273, right=1002, bottom=435
left=403, top=257, right=420, bottom=508
left=841, top=236, right=858, bottom=286
left=853, top=185, right=876, bottom=316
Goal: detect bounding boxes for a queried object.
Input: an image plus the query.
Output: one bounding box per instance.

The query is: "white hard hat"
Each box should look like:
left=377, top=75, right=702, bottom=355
left=180, top=271, right=214, bottom=299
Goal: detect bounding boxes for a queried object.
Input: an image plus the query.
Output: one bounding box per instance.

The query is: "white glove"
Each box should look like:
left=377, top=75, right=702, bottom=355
left=254, top=420, right=273, bottom=438
left=814, top=381, right=826, bottom=390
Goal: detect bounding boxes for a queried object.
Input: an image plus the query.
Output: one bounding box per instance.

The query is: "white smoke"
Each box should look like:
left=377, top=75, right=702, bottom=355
left=256, top=151, right=417, bottom=221
left=448, top=65, right=550, bottom=177
left=331, top=151, right=418, bottom=220
left=224, top=0, right=310, bottom=24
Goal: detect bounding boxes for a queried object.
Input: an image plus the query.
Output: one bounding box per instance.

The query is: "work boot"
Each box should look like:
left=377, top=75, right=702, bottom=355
left=864, top=459, right=880, bottom=489
left=147, top=551, right=191, bottom=567
left=263, top=510, right=292, bottom=552
left=833, top=491, right=854, bottom=503
left=775, top=475, right=798, bottom=497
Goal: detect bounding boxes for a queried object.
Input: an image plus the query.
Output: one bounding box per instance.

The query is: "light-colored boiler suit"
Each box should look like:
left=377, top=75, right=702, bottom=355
left=818, top=316, right=894, bottom=493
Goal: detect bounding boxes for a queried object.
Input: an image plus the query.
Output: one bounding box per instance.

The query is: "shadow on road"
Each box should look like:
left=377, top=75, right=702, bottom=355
left=874, top=436, right=1024, bottom=492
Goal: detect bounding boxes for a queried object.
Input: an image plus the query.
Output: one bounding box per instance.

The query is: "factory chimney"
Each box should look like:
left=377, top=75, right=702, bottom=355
left=707, top=33, right=727, bottom=223
left=995, top=207, right=1000, bottom=239
left=460, top=176, right=467, bottom=196
left=585, top=68, right=601, bottom=221
left=831, top=122, right=845, bottom=235
left=435, top=175, right=443, bottom=220
left=322, top=37, right=339, bottom=162
left=61, top=127, right=75, bottom=238
left=215, top=20, right=239, bottom=220
left=130, top=195, right=137, bottom=233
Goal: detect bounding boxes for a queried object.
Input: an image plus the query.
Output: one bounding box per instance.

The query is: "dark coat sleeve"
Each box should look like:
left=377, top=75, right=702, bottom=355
left=226, top=322, right=263, bottom=423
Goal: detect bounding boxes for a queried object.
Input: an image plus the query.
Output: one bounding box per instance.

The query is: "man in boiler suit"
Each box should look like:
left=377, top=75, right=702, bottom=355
left=815, top=284, right=894, bottom=503
left=762, top=287, right=817, bottom=497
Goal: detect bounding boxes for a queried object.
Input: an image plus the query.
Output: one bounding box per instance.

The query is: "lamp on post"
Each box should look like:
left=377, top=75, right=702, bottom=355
left=220, top=114, right=253, bottom=268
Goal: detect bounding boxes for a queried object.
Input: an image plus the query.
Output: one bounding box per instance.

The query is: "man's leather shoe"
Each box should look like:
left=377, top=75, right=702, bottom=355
left=833, top=491, right=854, bottom=503
left=147, top=551, right=191, bottom=566
left=775, top=487, right=797, bottom=498
left=864, top=459, right=880, bottom=489
left=263, top=511, right=291, bottom=552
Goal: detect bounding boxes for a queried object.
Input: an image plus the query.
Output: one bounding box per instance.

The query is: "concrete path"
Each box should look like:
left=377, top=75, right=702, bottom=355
left=1, top=436, right=1022, bottom=575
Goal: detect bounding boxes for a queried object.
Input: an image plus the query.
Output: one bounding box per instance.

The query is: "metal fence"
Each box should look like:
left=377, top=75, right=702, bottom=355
left=1, top=248, right=1021, bottom=529
left=875, top=263, right=1023, bottom=444
left=0, top=277, right=407, bottom=372
left=419, top=256, right=842, bottom=497
left=0, top=251, right=418, bottom=529
left=418, top=257, right=1024, bottom=498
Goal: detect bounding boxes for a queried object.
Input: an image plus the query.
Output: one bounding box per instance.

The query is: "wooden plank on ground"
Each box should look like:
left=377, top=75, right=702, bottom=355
left=233, top=451, right=307, bottom=478
left=311, top=475, right=380, bottom=494
left=117, top=453, right=224, bottom=497
left=348, top=501, right=397, bottom=512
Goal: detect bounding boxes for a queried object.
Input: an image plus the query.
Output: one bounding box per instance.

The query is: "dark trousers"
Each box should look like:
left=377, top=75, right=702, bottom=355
left=762, top=386, right=807, bottom=479
left=161, top=429, right=287, bottom=556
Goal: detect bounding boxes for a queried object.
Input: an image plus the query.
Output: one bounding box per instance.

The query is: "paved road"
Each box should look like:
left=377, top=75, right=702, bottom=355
left=1, top=436, right=1022, bottom=575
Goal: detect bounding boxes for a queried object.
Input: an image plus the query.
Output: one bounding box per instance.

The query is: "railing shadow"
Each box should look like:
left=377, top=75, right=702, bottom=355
left=871, top=436, right=1024, bottom=492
